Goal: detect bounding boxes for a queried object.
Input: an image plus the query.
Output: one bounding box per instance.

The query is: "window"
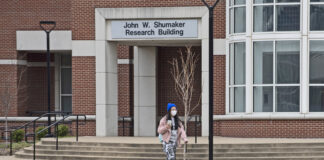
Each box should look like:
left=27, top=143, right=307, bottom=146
left=229, top=0, right=246, bottom=34
left=229, top=42, right=246, bottom=112
left=253, top=41, right=300, bottom=112
left=310, top=41, right=324, bottom=112
left=253, top=0, right=300, bottom=32
left=60, top=54, right=72, bottom=113
left=310, top=0, right=324, bottom=31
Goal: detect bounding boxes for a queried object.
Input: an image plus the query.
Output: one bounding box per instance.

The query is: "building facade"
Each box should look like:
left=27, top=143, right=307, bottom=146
left=1, top=0, right=324, bottom=138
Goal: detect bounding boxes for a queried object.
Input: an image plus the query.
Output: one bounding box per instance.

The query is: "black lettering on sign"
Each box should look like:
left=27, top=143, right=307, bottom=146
left=142, top=22, right=149, bottom=28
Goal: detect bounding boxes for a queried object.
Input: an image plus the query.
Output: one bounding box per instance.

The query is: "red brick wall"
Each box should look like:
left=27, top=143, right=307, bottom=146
left=72, top=57, right=96, bottom=115
left=214, top=120, right=324, bottom=138
left=117, top=45, right=134, bottom=136
left=0, top=0, right=71, bottom=60
left=214, top=55, right=225, bottom=115
left=71, top=0, right=225, bottom=40
left=0, top=65, right=19, bottom=116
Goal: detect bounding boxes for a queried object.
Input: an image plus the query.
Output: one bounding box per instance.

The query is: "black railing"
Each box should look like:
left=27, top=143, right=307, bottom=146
left=4, top=112, right=86, bottom=158
left=5, top=112, right=63, bottom=155
left=34, top=114, right=86, bottom=160
left=26, top=111, right=72, bottom=116
left=118, top=116, right=133, bottom=136
left=187, top=115, right=201, bottom=144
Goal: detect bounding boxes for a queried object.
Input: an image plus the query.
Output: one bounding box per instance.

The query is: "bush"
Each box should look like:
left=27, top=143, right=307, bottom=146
left=12, top=129, right=24, bottom=142
left=36, top=126, right=48, bottom=140
left=57, top=125, right=69, bottom=137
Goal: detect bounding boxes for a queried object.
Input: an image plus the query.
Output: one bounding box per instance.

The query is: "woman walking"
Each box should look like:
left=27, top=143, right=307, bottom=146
left=157, top=103, right=188, bottom=160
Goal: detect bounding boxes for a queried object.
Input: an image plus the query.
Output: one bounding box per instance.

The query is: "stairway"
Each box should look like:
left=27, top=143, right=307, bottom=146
left=14, top=138, right=324, bottom=160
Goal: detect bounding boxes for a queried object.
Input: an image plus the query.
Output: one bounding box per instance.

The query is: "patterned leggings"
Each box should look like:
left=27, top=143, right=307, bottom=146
left=162, top=141, right=177, bottom=160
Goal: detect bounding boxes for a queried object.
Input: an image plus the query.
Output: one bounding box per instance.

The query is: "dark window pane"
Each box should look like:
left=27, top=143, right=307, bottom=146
left=276, top=0, right=300, bottom=2
left=61, top=68, right=72, bottom=94
left=254, top=6, right=274, bottom=32
left=311, top=0, right=324, bottom=2
left=254, top=87, right=273, bottom=112
left=62, top=96, right=72, bottom=113
left=276, top=41, right=300, bottom=84
left=310, top=5, right=324, bottom=31
left=276, top=86, right=299, bottom=112
left=276, top=5, right=300, bottom=31
left=254, top=41, right=273, bottom=84
left=235, top=0, right=246, bottom=5
left=234, top=43, right=246, bottom=84
left=310, top=41, right=324, bottom=83
left=310, top=87, right=324, bottom=112
left=230, top=87, right=246, bottom=112
left=234, top=7, right=246, bottom=33
left=254, top=0, right=273, bottom=4
left=61, top=54, right=72, bottom=66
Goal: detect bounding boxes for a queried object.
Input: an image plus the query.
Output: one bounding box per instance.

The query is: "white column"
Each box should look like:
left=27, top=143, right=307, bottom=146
left=301, top=0, right=309, bottom=114
left=245, top=0, right=253, bottom=114
left=301, top=36, right=309, bottom=114
left=134, top=46, right=157, bottom=136
left=96, top=41, right=118, bottom=136
left=201, top=12, right=209, bottom=137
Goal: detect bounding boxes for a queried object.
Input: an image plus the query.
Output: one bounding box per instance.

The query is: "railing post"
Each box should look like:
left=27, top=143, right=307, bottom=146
left=76, top=115, right=79, bottom=142
left=33, top=121, right=36, bottom=160
left=9, top=131, right=12, bottom=156
left=122, top=117, right=125, bottom=136
left=195, top=115, right=197, bottom=144
left=24, top=125, right=27, bottom=142
left=56, top=124, right=58, bottom=150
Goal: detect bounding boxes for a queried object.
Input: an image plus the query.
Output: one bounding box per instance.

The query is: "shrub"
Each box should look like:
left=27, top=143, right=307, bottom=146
left=57, top=125, right=69, bottom=137
left=36, top=126, right=48, bottom=140
left=12, top=129, right=24, bottom=142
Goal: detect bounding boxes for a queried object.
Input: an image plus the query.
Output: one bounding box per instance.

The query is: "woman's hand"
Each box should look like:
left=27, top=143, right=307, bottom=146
left=166, top=124, right=171, bottom=129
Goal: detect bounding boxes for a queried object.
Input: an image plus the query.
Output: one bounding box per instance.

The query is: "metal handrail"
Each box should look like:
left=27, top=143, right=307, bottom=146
left=118, top=116, right=133, bottom=136
left=33, top=114, right=86, bottom=160
left=4, top=112, right=85, bottom=157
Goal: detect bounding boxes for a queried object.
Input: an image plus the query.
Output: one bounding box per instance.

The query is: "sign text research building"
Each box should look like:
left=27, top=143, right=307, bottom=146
left=3, top=0, right=324, bottom=138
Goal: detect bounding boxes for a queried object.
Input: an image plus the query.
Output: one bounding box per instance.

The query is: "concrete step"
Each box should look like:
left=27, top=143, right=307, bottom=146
left=15, top=151, right=324, bottom=160
left=23, top=148, right=208, bottom=158
left=35, top=145, right=208, bottom=153
left=40, top=139, right=324, bottom=149
left=23, top=147, right=324, bottom=158
left=35, top=144, right=324, bottom=153
left=15, top=151, right=208, bottom=160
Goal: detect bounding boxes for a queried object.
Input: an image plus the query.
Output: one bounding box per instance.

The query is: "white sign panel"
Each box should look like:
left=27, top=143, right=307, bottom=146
left=111, top=19, right=198, bottom=39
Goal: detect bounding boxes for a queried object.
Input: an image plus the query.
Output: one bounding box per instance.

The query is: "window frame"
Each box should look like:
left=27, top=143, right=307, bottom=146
left=309, top=39, right=324, bottom=112
left=252, top=39, right=301, bottom=113
left=229, top=41, right=247, bottom=113
left=252, top=0, right=302, bottom=33
left=59, top=53, right=72, bottom=113
left=229, top=0, right=247, bottom=35
left=309, top=0, right=324, bottom=32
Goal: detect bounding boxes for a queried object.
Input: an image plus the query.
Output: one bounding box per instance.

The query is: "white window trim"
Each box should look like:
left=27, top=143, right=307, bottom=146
left=252, top=0, right=302, bottom=33
left=225, top=0, right=316, bottom=117
left=309, top=0, right=324, bottom=33
left=252, top=40, right=302, bottom=113
left=58, top=53, right=72, bottom=113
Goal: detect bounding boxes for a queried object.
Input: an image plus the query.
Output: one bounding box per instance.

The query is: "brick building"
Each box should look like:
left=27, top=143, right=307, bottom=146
left=1, top=0, right=324, bottom=138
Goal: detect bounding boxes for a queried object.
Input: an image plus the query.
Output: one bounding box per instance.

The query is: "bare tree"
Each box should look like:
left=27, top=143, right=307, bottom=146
left=169, top=45, right=201, bottom=159
left=0, top=62, right=27, bottom=146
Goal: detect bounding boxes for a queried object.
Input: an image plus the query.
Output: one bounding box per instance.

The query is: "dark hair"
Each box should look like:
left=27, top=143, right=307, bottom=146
left=166, top=110, right=182, bottom=130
